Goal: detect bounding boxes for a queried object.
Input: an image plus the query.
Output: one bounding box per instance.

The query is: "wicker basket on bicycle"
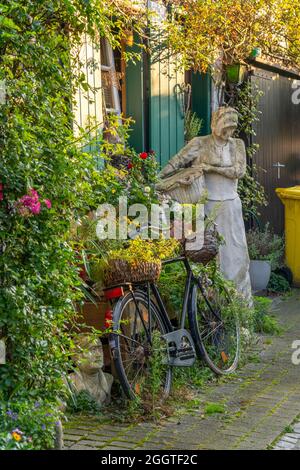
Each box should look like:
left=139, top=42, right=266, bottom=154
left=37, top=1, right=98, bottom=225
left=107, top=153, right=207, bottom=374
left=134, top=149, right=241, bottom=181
left=184, top=224, right=219, bottom=265
left=104, top=259, right=162, bottom=286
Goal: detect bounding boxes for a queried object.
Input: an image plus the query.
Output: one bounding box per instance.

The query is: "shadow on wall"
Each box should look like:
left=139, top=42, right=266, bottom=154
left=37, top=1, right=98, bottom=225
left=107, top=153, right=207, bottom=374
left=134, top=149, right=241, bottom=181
left=286, top=153, right=300, bottom=184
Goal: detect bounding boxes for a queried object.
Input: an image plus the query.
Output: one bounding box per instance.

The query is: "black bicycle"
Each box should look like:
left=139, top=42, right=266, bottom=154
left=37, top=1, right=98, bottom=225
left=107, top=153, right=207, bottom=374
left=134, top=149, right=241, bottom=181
left=104, top=256, right=239, bottom=400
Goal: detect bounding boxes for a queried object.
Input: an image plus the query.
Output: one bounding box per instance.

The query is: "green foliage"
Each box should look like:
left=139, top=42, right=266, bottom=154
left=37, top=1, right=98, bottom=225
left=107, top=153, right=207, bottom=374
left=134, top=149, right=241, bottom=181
left=67, top=390, right=102, bottom=415
left=252, top=297, right=282, bottom=335
left=160, top=260, right=251, bottom=330
left=238, top=165, right=268, bottom=221
left=0, top=400, right=60, bottom=450
left=246, top=224, right=284, bottom=270
left=159, top=263, right=186, bottom=319
left=146, top=331, right=167, bottom=414
left=235, top=82, right=268, bottom=221
left=204, top=402, right=226, bottom=415
left=125, top=150, right=160, bottom=208
left=163, top=1, right=300, bottom=73
left=96, top=115, right=160, bottom=208
left=173, top=361, right=214, bottom=389
left=236, top=83, right=264, bottom=138
left=117, top=331, right=170, bottom=421
left=184, top=110, right=203, bottom=142
left=108, top=237, right=180, bottom=265
left=268, top=273, right=291, bottom=294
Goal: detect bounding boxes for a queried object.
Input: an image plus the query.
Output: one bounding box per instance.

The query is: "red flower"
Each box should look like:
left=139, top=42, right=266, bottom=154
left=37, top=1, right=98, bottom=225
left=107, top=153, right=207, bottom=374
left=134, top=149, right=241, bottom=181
left=127, top=162, right=133, bottom=170
left=139, top=152, right=148, bottom=160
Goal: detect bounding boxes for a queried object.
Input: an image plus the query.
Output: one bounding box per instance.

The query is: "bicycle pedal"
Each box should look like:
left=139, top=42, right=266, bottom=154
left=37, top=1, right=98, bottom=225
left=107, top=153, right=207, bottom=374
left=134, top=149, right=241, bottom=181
left=163, top=329, right=196, bottom=367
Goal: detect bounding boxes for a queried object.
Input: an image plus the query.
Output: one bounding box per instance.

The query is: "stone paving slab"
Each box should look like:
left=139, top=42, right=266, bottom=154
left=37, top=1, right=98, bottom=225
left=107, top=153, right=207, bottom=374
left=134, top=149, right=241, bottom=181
left=64, top=292, right=300, bottom=450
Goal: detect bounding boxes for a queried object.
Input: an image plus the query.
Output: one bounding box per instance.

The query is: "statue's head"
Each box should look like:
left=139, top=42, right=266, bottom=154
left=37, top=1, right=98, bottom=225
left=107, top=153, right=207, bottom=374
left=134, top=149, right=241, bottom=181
left=211, top=107, right=239, bottom=141
left=72, top=334, right=104, bottom=373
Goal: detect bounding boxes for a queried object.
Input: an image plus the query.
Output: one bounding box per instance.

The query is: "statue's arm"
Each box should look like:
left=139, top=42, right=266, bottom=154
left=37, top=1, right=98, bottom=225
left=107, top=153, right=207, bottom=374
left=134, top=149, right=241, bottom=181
left=202, top=139, right=247, bottom=179
left=159, top=137, right=201, bottom=178
left=202, top=164, right=237, bottom=179
left=236, top=138, right=247, bottom=178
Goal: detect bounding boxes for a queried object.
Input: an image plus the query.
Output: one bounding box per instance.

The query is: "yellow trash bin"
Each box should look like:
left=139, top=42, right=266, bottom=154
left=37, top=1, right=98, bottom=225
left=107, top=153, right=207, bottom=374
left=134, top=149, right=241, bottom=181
left=276, top=186, right=300, bottom=287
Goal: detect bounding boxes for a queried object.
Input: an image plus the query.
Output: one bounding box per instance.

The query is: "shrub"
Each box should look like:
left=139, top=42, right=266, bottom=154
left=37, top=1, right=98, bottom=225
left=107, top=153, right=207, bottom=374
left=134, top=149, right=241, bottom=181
left=268, top=273, right=291, bottom=294
left=184, top=110, right=203, bottom=142
left=252, top=297, right=282, bottom=335
left=67, top=390, right=102, bottom=416
left=246, top=224, right=284, bottom=270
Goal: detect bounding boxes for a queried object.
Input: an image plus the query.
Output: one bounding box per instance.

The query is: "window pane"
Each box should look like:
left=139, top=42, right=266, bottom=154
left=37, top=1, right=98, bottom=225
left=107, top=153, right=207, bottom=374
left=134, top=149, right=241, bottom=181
left=100, top=38, right=110, bottom=67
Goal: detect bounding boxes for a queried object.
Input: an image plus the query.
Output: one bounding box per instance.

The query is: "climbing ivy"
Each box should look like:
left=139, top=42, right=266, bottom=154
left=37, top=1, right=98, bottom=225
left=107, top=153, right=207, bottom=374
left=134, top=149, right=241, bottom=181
left=235, top=82, right=268, bottom=221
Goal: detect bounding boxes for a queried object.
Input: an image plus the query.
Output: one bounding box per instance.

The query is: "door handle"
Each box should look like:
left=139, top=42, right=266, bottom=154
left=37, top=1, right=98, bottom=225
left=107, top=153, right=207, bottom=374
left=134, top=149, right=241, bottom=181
left=273, top=162, right=286, bottom=179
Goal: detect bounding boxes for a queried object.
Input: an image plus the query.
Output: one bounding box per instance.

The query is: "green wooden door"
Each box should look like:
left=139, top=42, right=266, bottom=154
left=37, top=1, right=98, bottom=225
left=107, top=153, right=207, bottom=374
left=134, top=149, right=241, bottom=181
left=191, top=72, right=212, bottom=136
left=149, top=49, right=185, bottom=169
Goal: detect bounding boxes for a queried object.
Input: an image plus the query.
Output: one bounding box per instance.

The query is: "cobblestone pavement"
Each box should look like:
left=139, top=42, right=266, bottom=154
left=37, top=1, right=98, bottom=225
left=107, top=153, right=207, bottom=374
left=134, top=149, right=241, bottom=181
left=64, top=292, right=300, bottom=450
left=274, top=422, right=300, bottom=450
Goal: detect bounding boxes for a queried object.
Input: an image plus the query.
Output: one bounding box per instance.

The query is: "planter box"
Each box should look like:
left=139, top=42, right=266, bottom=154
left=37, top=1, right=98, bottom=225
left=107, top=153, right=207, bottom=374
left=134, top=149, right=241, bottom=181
left=76, top=300, right=111, bottom=368
left=77, top=300, right=108, bottom=331
left=249, top=260, right=271, bottom=293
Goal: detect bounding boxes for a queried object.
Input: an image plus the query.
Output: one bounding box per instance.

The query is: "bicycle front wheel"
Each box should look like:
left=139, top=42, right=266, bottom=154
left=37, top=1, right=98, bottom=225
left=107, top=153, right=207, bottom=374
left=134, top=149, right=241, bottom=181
left=188, top=278, right=239, bottom=375
left=110, top=290, right=172, bottom=400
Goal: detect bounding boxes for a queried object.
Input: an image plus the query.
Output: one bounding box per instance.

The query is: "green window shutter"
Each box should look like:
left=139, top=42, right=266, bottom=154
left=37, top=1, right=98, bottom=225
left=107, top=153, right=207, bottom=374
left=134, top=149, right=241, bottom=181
left=191, top=72, right=212, bottom=136
left=150, top=49, right=185, bottom=169
left=125, top=39, right=145, bottom=152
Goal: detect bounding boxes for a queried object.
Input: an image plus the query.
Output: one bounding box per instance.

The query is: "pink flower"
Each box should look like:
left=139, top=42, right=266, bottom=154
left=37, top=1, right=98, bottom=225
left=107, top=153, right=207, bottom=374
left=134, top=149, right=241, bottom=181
left=29, top=189, right=39, bottom=201
left=17, top=188, right=50, bottom=216
left=30, top=201, right=41, bottom=215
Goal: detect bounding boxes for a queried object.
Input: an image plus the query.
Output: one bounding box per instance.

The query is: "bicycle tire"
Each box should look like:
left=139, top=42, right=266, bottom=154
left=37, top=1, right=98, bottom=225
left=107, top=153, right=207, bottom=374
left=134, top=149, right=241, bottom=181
left=110, top=290, right=172, bottom=399
left=188, top=279, right=239, bottom=375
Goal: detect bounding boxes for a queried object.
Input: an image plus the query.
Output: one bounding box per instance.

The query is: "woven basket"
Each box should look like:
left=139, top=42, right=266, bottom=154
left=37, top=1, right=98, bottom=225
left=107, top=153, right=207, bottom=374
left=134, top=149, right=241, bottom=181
left=157, top=168, right=205, bottom=204
left=184, top=225, right=219, bottom=265
left=105, top=259, right=162, bottom=286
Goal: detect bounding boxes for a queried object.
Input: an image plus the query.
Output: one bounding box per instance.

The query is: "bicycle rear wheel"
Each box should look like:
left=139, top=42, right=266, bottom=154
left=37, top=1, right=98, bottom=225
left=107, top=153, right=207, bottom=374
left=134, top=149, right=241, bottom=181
left=188, top=277, right=239, bottom=375
left=110, top=290, right=172, bottom=399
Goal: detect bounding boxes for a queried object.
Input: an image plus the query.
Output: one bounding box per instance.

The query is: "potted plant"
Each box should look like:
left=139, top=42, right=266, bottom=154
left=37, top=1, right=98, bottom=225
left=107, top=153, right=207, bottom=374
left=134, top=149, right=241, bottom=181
left=246, top=224, right=284, bottom=292
left=226, top=62, right=247, bottom=86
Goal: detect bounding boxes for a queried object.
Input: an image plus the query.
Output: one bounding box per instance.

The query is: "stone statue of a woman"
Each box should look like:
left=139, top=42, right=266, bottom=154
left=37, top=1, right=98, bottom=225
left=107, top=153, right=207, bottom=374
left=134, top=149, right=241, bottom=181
left=159, top=107, right=252, bottom=303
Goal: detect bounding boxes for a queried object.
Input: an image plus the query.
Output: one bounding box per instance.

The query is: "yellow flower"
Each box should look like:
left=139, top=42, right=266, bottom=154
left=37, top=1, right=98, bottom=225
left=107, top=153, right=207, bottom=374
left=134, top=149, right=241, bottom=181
left=111, top=189, right=116, bottom=194
left=11, top=432, right=22, bottom=442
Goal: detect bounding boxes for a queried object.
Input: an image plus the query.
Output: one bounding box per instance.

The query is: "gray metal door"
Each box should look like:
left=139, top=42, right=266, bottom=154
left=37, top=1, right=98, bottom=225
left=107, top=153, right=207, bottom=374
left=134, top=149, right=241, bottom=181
left=252, top=67, right=300, bottom=233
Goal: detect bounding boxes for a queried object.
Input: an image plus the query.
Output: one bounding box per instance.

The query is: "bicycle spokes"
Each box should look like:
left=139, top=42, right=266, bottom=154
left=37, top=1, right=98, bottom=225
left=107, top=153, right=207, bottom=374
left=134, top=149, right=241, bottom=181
left=190, top=280, right=239, bottom=374
left=116, top=296, right=169, bottom=397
